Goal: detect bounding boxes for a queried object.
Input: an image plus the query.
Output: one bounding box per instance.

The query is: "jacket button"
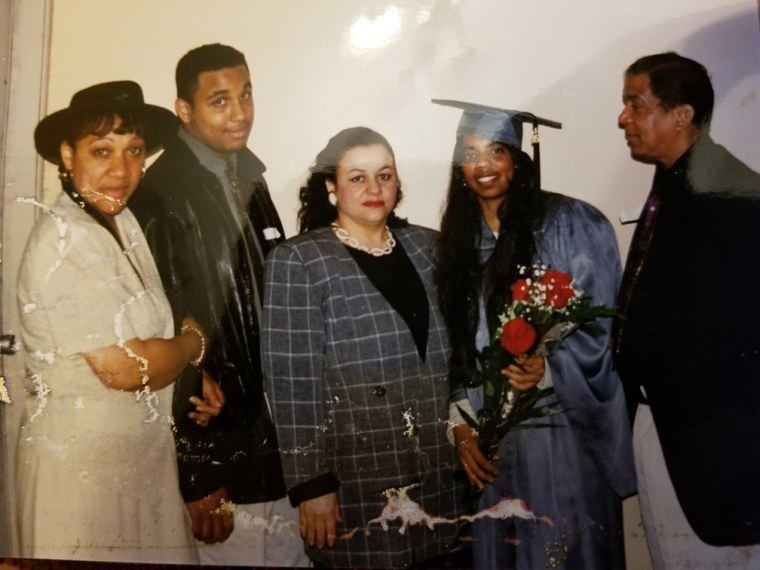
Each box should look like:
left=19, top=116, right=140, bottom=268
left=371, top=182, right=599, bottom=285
left=373, top=385, right=386, bottom=397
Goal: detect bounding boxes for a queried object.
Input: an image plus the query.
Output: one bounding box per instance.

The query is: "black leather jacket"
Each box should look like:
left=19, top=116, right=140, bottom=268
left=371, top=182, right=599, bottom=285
left=130, top=135, right=286, bottom=504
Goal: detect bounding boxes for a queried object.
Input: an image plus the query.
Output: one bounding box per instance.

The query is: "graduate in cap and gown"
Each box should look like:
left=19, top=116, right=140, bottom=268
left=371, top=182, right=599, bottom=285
left=434, top=100, right=636, bottom=569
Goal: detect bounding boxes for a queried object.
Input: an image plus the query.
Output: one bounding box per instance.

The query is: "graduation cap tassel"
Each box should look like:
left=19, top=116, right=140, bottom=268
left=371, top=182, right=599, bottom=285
left=531, top=119, right=541, bottom=189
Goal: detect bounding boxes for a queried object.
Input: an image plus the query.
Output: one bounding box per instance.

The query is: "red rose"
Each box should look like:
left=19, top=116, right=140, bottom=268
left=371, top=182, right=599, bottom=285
left=539, top=270, right=575, bottom=308
left=546, top=286, right=575, bottom=308
left=500, top=317, right=537, bottom=356
left=510, top=279, right=531, bottom=302
left=539, top=270, right=572, bottom=288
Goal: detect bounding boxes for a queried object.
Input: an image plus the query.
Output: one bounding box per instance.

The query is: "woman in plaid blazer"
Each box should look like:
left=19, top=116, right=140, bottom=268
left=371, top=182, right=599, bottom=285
left=263, top=127, right=465, bottom=568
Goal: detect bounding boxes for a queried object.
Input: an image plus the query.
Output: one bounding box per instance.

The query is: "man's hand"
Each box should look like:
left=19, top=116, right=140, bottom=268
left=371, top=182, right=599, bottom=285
left=299, top=492, right=341, bottom=549
left=188, top=371, right=225, bottom=427
left=186, top=486, right=234, bottom=543
left=453, top=423, right=498, bottom=490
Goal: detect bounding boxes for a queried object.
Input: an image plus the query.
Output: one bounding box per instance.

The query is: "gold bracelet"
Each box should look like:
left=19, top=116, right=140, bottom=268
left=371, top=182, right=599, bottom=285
left=181, top=324, right=206, bottom=367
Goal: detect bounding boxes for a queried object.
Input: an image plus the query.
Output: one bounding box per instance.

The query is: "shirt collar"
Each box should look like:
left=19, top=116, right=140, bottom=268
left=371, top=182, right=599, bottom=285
left=177, top=126, right=237, bottom=180
left=477, top=216, right=498, bottom=263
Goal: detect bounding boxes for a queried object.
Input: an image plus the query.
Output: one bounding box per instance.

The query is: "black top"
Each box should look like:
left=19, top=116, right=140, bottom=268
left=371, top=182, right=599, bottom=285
left=346, top=240, right=430, bottom=360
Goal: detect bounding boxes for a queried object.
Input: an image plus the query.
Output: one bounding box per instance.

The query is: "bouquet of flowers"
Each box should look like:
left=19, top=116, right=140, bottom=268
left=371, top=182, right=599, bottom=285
left=458, top=265, right=617, bottom=459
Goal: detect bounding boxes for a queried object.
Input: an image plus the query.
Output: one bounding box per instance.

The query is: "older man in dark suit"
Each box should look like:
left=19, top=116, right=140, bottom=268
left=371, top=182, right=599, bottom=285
left=614, top=52, right=760, bottom=568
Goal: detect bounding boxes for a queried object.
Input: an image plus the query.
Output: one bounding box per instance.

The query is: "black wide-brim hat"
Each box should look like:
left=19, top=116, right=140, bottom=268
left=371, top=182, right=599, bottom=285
left=34, top=80, right=178, bottom=165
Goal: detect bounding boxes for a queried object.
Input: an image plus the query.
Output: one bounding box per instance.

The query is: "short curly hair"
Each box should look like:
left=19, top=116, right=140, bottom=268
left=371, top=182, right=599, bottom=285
left=176, top=43, right=248, bottom=104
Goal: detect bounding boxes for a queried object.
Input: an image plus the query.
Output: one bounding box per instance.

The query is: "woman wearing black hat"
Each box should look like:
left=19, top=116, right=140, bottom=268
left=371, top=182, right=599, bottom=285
left=16, top=82, right=222, bottom=563
left=435, top=102, right=635, bottom=569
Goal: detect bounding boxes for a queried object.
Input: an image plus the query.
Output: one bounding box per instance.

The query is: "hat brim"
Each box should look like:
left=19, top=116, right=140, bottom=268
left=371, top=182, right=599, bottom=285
left=34, top=102, right=178, bottom=165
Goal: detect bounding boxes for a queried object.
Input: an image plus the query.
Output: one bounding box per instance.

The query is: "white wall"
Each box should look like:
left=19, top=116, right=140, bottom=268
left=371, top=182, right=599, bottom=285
left=41, top=0, right=760, bottom=253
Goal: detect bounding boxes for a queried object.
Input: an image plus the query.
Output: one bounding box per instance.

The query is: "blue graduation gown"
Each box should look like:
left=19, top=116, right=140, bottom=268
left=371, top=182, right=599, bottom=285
left=466, top=194, right=635, bottom=570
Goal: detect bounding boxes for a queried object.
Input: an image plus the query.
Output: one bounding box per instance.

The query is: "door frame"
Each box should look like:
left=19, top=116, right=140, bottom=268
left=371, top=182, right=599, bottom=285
left=0, top=0, right=51, bottom=556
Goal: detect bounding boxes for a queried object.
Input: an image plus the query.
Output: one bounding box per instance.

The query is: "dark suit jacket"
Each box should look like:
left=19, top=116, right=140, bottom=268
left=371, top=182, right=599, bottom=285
left=616, top=135, right=760, bottom=546
left=129, top=134, right=286, bottom=504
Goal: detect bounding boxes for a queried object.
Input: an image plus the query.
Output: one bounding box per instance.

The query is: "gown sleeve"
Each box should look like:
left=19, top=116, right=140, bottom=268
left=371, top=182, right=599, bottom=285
left=536, top=196, right=636, bottom=498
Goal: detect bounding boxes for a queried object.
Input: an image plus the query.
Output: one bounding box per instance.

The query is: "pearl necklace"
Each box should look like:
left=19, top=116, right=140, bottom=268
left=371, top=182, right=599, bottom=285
left=331, top=223, right=396, bottom=256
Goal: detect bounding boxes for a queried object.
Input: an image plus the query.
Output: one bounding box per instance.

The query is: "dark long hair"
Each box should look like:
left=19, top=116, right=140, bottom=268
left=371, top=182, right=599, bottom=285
left=297, top=126, right=407, bottom=233
left=436, top=140, right=546, bottom=385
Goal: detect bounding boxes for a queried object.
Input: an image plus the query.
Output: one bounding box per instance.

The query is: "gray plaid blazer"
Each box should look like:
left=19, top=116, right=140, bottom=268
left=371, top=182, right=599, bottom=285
left=263, top=224, right=463, bottom=568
